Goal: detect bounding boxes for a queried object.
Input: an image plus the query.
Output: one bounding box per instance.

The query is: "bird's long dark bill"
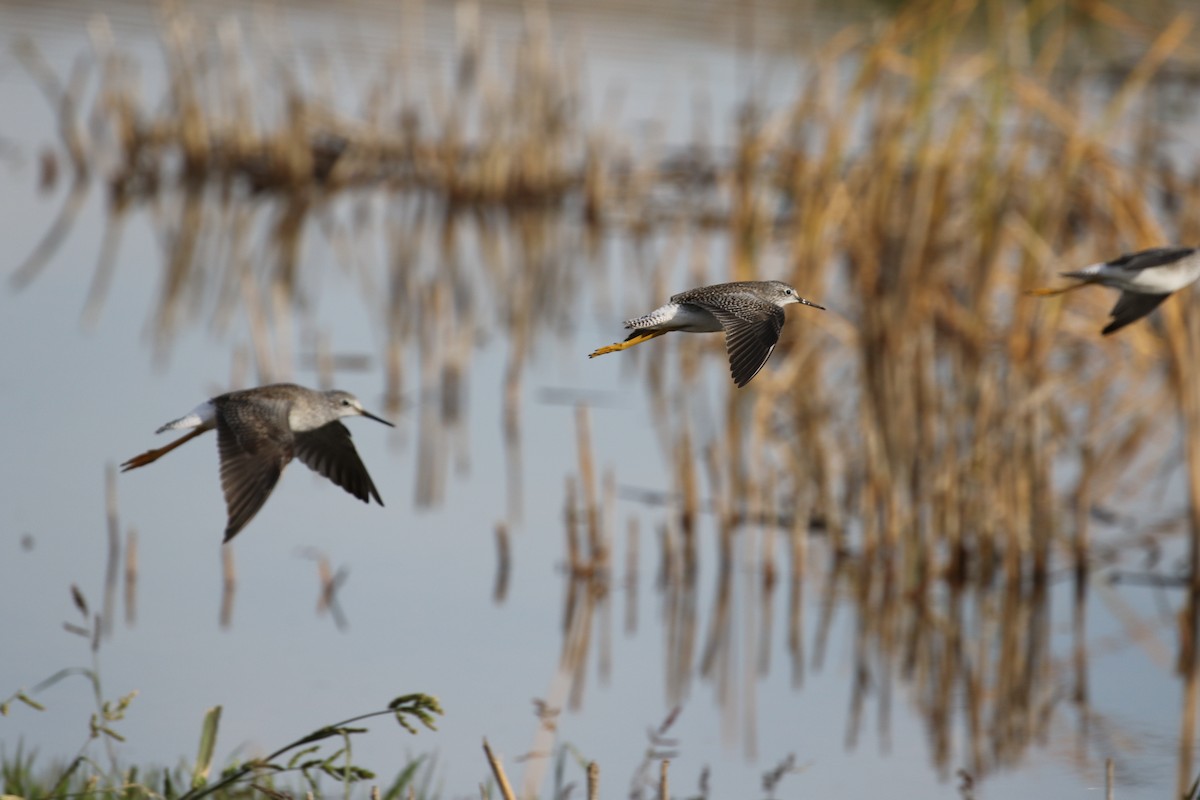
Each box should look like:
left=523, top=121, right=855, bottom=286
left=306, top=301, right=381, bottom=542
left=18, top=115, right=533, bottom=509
left=361, top=410, right=396, bottom=427
left=801, top=299, right=826, bottom=311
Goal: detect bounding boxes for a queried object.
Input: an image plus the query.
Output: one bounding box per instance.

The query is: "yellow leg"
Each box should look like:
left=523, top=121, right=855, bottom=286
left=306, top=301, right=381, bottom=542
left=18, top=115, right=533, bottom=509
left=589, top=329, right=668, bottom=358
left=1025, top=281, right=1091, bottom=297
left=120, top=428, right=208, bottom=472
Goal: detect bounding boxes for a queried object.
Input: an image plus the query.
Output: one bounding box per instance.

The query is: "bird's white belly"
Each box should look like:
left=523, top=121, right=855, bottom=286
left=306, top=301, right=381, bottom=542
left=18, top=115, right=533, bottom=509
left=1094, top=257, right=1200, bottom=293
left=626, top=303, right=723, bottom=332
left=1120, top=262, right=1200, bottom=293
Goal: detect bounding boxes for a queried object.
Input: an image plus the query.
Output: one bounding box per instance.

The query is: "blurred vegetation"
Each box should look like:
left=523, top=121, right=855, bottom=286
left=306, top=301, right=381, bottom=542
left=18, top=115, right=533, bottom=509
left=3, top=587, right=443, bottom=800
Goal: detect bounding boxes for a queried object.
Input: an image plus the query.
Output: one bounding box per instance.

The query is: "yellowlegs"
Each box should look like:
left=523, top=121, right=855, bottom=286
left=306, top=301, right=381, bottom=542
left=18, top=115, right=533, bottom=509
left=589, top=280, right=825, bottom=387
left=121, top=384, right=393, bottom=542
left=1029, top=247, right=1200, bottom=335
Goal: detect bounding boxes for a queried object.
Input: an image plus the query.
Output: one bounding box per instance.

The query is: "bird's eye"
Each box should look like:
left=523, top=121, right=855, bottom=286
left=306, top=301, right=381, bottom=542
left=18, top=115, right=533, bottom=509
left=341, top=399, right=351, bottom=406
left=786, top=288, right=794, bottom=295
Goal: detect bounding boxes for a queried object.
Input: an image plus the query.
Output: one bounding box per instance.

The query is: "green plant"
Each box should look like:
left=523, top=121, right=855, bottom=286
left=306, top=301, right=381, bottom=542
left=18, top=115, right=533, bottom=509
left=181, top=694, right=443, bottom=800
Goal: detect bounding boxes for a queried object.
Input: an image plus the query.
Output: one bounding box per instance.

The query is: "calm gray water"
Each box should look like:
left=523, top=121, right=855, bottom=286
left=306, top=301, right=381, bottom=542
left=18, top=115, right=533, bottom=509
left=0, top=1, right=1195, bottom=798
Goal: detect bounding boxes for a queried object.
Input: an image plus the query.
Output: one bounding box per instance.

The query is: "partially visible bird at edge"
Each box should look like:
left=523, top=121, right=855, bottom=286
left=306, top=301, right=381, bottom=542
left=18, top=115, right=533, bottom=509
left=121, top=383, right=393, bottom=543
left=588, top=280, right=825, bottom=387
left=1027, top=246, right=1200, bottom=335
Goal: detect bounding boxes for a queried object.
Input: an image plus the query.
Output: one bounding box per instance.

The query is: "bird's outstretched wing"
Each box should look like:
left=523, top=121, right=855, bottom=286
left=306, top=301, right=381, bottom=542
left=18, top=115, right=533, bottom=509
left=294, top=421, right=384, bottom=506
left=1103, top=291, right=1169, bottom=336
left=217, top=425, right=290, bottom=542
left=215, top=395, right=294, bottom=542
left=1105, top=247, right=1196, bottom=272
left=685, top=291, right=786, bottom=388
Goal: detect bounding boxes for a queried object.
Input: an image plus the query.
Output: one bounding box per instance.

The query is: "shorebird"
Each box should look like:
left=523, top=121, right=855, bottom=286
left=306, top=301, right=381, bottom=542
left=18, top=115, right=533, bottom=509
left=121, top=384, right=393, bottom=542
left=1028, top=247, right=1200, bottom=335
left=589, top=280, right=825, bottom=387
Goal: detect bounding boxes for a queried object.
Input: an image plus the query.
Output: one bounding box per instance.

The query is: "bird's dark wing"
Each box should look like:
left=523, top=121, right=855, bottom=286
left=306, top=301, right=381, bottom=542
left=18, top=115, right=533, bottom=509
left=1107, top=247, right=1196, bottom=271
left=294, top=421, right=384, bottom=507
left=216, top=419, right=292, bottom=543
left=1102, top=291, right=1169, bottom=336
left=687, top=295, right=785, bottom=388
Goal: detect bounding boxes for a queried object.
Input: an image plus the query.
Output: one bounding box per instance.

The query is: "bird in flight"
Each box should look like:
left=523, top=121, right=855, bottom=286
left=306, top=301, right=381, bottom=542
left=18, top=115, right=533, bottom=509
left=121, top=383, right=393, bottom=542
left=1028, top=247, right=1200, bottom=335
left=589, top=280, right=825, bottom=387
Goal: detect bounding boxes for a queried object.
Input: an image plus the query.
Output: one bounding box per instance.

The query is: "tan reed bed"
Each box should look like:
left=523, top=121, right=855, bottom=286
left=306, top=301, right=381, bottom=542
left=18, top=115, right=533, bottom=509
left=581, top=0, right=1200, bottom=792
left=616, top=1, right=1200, bottom=585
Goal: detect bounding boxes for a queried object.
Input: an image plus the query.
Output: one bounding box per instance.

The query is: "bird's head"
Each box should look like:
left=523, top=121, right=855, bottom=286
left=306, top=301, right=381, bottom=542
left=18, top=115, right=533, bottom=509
left=327, top=391, right=395, bottom=427
left=768, top=281, right=825, bottom=311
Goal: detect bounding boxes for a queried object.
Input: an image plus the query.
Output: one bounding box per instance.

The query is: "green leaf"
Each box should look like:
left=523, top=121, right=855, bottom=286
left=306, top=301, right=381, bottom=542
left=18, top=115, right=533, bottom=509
left=191, top=706, right=222, bottom=789
left=292, top=725, right=342, bottom=747
left=48, top=755, right=84, bottom=798
left=382, top=755, right=426, bottom=800
left=286, top=745, right=321, bottom=769
left=124, top=766, right=141, bottom=800
left=321, top=748, right=347, bottom=766
left=99, top=725, right=127, bottom=742
left=16, top=692, right=45, bottom=711
left=318, top=763, right=373, bottom=783
left=32, top=666, right=96, bottom=693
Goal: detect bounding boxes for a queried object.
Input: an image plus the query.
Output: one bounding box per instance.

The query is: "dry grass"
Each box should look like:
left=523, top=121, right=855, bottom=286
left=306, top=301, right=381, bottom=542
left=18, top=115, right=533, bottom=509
left=550, top=0, right=1200, bottom=793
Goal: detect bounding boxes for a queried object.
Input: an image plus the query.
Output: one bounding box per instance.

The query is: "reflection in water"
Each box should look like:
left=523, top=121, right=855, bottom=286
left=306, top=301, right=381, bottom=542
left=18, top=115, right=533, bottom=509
left=493, top=522, right=511, bottom=603
left=543, top=497, right=1180, bottom=790
left=219, top=544, right=236, bottom=629
left=301, top=548, right=351, bottom=631
left=628, top=708, right=684, bottom=800
left=123, top=528, right=138, bottom=627
left=15, top=0, right=1200, bottom=794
